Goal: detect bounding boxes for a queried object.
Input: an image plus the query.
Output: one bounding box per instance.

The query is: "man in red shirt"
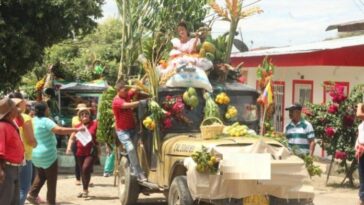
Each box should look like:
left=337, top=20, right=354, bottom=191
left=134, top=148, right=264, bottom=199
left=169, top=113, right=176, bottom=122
left=0, top=97, right=25, bottom=205
left=112, top=81, right=147, bottom=182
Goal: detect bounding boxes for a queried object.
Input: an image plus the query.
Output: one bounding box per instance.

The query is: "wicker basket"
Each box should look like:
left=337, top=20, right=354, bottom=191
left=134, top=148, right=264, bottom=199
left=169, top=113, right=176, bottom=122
left=200, top=117, right=224, bottom=139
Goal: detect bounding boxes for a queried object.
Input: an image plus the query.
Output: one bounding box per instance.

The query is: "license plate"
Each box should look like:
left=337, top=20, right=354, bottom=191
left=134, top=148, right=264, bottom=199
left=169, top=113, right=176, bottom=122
left=243, top=195, right=269, bottom=205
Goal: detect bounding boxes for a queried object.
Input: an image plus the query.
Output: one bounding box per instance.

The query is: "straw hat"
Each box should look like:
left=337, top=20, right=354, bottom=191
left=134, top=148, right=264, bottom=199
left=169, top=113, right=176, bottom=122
left=0, top=98, right=16, bottom=120
left=75, top=103, right=91, bottom=116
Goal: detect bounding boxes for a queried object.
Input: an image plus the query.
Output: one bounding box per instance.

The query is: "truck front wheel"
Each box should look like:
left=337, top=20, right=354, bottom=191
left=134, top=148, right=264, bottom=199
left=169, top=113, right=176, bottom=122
left=168, top=176, right=194, bottom=205
left=118, top=157, right=140, bottom=205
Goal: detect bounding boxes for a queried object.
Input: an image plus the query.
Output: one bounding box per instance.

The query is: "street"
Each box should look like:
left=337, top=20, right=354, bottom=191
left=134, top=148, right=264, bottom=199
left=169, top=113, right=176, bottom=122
left=26, top=172, right=358, bottom=205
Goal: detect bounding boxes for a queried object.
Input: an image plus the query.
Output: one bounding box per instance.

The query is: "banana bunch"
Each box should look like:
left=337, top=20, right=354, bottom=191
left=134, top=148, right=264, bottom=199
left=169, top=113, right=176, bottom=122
left=203, top=93, right=221, bottom=119
left=215, top=92, right=230, bottom=105
left=191, top=146, right=219, bottom=174
left=35, top=77, right=46, bottom=91
left=199, top=35, right=227, bottom=63
left=182, top=87, right=199, bottom=109
left=223, top=122, right=248, bottom=137
left=143, top=116, right=156, bottom=131
left=199, top=41, right=216, bottom=61
left=225, top=105, right=238, bottom=119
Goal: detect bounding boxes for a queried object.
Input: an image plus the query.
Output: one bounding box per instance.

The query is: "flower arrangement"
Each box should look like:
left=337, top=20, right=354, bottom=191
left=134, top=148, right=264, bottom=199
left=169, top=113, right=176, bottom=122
left=161, top=95, right=192, bottom=129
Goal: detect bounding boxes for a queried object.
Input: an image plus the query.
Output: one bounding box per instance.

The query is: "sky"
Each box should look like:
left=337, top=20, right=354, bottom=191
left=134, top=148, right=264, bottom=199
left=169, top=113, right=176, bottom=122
left=101, top=0, right=364, bottom=49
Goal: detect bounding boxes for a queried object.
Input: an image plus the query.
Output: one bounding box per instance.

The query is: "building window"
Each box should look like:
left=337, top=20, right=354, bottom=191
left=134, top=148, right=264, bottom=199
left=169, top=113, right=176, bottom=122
left=292, top=80, right=313, bottom=105
left=272, top=81, right=285, bottom=132
left=323, top=81, right=349, bottom=103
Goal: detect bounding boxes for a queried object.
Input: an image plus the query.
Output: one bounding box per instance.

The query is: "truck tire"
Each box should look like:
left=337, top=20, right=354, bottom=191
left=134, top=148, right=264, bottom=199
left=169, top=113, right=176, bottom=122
left=269, top=196, right=314, bottom=205
left=168, top=176, right=194, bottom=205
left=118, top=157, right=140, bottom=205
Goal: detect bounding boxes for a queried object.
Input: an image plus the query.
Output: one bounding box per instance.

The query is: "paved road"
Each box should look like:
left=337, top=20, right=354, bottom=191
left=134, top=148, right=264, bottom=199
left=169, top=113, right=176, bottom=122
left=24, top=172, right=359, bottom=205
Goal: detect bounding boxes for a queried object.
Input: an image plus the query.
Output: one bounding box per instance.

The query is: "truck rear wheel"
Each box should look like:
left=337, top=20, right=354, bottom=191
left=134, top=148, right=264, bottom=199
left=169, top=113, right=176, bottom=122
left=118, top=157, right=140, bottom=205
left=168, top=176, right=194, bottom=205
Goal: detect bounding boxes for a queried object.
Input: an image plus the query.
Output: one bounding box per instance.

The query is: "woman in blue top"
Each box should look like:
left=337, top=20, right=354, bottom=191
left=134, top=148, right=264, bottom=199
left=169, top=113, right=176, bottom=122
left=27, top=102, right=84, bottom=205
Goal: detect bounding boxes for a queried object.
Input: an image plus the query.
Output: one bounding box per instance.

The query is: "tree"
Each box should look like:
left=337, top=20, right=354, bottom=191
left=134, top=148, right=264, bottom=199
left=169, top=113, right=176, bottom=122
left=0, top=0, right=104, bottom=93
left=21, top=18, right=122, bottom=99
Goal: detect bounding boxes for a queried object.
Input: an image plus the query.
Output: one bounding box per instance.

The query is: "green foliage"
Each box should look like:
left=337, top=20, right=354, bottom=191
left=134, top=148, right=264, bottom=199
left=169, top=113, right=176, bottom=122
left=96, top=87, right=116, bottom=144
left=302, top=155, right=323, bottom=177
left=0, top=0, right=104, bottom=93
left=21, top=18, right=122, bottom=92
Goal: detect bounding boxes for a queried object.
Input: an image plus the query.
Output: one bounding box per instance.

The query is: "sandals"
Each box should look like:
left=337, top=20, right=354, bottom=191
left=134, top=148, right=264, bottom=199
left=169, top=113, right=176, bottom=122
left=77, top=191, right=89, bottom=198
left=26, top=195, right=40, bottom=205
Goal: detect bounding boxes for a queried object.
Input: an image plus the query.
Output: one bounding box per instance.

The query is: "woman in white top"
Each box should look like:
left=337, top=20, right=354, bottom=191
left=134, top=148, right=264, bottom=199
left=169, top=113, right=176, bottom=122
left=159, top=21, right=213, bottom=76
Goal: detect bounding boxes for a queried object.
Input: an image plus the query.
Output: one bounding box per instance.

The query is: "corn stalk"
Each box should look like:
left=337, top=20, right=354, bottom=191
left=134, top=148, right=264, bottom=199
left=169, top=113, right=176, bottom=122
left=115, top=0, right=154, bottom=82
left=137, top=54, right=161, bottom=155
left=209, top=0, right=263, bottom=63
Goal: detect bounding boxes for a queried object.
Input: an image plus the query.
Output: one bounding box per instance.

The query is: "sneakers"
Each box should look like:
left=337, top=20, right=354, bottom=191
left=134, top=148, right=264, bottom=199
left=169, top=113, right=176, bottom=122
left=103, top=172, right=111, bottom=177
left=77, top=191, right=89, bottom=198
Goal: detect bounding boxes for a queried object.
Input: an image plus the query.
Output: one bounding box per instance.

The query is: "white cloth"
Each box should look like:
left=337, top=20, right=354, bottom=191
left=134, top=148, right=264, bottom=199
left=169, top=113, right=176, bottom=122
left=158, top=38, right=213, bottom=76
left=358, top=122, right=364, bottom=144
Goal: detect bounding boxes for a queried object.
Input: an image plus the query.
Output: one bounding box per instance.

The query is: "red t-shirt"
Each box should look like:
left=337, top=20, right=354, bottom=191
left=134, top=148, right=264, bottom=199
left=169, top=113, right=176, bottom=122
left=0, top=121, right=25, bottom=164
left=112, top=94, right=136, bottom=131
left=75, top=120, right=98, bottom=157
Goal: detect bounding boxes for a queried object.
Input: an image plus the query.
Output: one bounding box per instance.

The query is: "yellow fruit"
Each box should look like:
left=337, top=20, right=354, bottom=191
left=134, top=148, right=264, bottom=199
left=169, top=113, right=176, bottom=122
left=202, top=41, right=216, bottom=53
left=225, top=113, right=231, bottom=119
left=207, top=160, right=214, bottom=167
left=150, top=121, right=156, bottom=130
left=199, top=48, right=206, bottom=57
left=211, top=156, right=217, bottom=164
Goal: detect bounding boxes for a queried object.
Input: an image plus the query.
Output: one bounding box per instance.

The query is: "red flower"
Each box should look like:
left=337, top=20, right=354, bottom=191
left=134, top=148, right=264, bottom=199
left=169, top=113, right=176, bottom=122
left=172, top=97, right=185, bottom=113
left=163, top=118, right=172, bottom=129
left=335, top=151, right=347, bottom=160
left=343, top=115, right=354, bottom=127
left=325, top=127, right=335, bottom=138
left=327, top=104, right=338, bottom=114
left=329, top=84, right=347, bottom=104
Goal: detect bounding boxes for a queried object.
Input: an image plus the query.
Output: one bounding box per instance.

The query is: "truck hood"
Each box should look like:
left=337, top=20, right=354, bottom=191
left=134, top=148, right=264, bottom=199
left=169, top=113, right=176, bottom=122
left=162, top=134, right=285, bottom=157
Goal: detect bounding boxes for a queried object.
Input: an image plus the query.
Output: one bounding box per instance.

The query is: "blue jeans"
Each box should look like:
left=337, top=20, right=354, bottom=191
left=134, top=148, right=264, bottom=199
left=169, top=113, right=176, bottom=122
left=19, top=160, right=32, bottom=205
left=359, top=155, right=364, bottom=201
left=116, top=130, right=143, bottom=177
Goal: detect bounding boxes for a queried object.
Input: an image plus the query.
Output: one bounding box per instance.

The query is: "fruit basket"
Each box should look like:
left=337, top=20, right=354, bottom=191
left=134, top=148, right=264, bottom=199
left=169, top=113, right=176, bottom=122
left=200, top=117, right=224, bottom=139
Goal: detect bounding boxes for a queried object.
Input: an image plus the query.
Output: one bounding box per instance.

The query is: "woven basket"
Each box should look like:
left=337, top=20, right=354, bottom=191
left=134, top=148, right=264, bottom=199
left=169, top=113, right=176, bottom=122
left=200, top=117, right=224, bottom=140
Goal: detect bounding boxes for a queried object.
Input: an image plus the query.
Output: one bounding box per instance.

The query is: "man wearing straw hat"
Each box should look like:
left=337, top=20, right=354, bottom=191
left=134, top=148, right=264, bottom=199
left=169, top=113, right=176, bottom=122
left=0, top=98, right=25, bottom=205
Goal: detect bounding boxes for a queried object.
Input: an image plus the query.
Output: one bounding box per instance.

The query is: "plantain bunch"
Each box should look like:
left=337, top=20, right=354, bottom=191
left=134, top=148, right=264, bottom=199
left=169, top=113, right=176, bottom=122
left=96, top=87, right=116, bottom=144
left=191, top=146, right=220, bottom=174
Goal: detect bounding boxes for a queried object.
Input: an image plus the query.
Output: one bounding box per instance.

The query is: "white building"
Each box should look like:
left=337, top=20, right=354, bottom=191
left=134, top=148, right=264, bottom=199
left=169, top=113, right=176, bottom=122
left=231, top=35, right=364, bottom=132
